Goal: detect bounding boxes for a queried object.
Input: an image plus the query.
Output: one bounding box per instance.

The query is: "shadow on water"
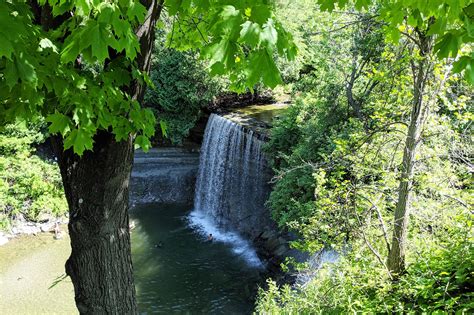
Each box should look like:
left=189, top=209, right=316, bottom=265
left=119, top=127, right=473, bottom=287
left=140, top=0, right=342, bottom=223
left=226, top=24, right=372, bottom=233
left=130, top=203, right=264, bottom=314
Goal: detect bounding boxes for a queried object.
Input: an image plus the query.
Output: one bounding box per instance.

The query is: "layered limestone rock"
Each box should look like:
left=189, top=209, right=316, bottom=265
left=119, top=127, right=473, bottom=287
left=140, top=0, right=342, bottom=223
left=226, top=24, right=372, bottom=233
left=130, top=148, right=200, bottom=205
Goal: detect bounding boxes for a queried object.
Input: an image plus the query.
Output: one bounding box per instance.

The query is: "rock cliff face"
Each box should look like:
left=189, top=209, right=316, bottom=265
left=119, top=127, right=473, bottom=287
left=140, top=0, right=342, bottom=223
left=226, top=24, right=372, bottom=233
left=130, top=148, right=200, bottom=206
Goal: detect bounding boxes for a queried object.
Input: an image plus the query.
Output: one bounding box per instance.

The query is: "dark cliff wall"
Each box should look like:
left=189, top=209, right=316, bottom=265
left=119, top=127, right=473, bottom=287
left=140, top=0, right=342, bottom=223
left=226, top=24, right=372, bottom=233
left=130, top=148, right=200, bottom=206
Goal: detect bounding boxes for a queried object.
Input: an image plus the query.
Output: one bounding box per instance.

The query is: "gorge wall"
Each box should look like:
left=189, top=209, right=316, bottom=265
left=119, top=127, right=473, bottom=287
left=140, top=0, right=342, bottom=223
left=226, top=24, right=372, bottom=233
left=130, top=147, right=200, bottom=205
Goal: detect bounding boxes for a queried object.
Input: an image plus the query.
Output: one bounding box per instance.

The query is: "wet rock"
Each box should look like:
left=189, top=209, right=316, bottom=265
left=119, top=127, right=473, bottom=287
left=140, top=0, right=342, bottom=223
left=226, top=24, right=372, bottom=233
left=274, top=244, right=290, bottom=257
left=260, top=230, right=277, bottom=240
left=130, top=148, right=200, bottom=205
left=11, top=222, right=41, bottom=235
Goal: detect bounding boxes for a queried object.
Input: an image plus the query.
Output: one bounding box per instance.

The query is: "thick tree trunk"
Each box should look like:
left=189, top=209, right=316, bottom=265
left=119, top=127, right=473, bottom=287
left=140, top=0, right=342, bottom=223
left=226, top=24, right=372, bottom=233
left=52, top=133, right=137, bottom=314
left=42, top=1, right=164, bottom=313
left=387, top=32, right=433, bottom=277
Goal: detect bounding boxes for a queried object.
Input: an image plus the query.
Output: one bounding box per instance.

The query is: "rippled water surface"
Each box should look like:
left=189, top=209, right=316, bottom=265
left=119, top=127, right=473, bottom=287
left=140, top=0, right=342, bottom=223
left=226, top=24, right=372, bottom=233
left=131, top=203, right=264, bottom=314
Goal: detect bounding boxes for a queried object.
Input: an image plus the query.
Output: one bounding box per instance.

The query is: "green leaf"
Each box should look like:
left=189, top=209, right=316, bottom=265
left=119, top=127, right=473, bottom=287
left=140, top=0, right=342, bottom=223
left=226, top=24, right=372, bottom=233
left=386, top=26, right=401, bottom=43
left=318, top=0, right=336, bottom=12
left=261, top=20, right=278, bottom=47
left=134, top=135, right=151, bottom=151
left=4, top=53, right=37, bottom=89
left=220, top=5, right=240, bottom=20
left=46, top=112, right=72, bottom=135
left=159, top=120, right=168, bottom=138
left=435, top=32, right=461, bottom=58
left=248, top=5, right=271, bottom=24
left=247, top=49, right=282, bottom=88
left=463, top=58, right=474, bottom=84
left=127, top=2, right=147, bottom=23
left=61, top=34, right=81, bottom=64
left=0, top=33, right=14, bottom=60
left=166, top=0, right=182, bottom=15
left=76, top=0, right=93, bottom=15
left=240, top=21, right=261, bottom=47
left=428, top=17, right=447, bottom=36
left=354, top=0, right=370, bottom=10
left=90, top=24, right=110, bottom=62
left=452, top=56, right=470, bottom=74
left=38, top=38, right=58, bottom=53
left=210, top=62, right=226, bottom=75
left=63, top=128, right=94, bottom=156
left=202, top=38, right=237, bottom=68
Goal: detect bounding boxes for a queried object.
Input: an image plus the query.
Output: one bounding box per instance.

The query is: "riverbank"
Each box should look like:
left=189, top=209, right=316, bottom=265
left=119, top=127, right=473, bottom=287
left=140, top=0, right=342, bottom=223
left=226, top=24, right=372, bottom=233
left=0, top=215, right=68, bottom=247
left=0, top=230, right=76, bottom=314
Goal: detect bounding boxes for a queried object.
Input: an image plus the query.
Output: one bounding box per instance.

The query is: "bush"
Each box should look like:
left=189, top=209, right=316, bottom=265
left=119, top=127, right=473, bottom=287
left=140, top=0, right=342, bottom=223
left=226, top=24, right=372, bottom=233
left=257, top=223, right=474, bottom=313
left=0, top=122, right=67, bottom=229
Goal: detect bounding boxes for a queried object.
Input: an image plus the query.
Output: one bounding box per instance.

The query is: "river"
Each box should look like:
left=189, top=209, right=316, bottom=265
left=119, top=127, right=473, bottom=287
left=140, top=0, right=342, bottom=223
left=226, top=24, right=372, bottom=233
left=0, top=203, right=264, bottom=314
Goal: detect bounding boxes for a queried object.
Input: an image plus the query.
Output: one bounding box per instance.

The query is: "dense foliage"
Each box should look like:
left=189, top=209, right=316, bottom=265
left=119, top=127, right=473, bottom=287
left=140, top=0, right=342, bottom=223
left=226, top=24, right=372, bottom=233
left=258, top=233, right=473, bottom=313
left=258, top=0, right=473, bottom=313
left=0, top=0, right=295, bottom=154
left=0, top=0, right=472, bottom=312
left=144, top=46, right=220, bottom=145
left=0, top=122, right=67, bottom=230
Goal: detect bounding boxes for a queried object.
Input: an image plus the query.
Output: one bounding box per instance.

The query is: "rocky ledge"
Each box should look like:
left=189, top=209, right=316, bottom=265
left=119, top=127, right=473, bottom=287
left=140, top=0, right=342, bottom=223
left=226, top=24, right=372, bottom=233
left=0, top=213, right=68, bottom=246
left=130, top=147, right=201, bottom=206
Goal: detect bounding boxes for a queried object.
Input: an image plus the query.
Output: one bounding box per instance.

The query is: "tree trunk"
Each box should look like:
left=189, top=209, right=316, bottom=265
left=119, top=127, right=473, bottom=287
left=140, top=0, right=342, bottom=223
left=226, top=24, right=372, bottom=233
left=387, top=32, right=433, bottom=277
left=46, top=1, right=163, bottom=313
left=52, top=133, right=137, bottom=314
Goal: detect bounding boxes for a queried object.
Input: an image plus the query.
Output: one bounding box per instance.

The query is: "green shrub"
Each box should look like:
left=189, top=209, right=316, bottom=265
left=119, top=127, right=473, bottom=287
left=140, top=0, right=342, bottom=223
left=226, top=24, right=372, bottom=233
left=257, top=223, right=474, bottom=313
left=0, top=122, right=67, bottom=229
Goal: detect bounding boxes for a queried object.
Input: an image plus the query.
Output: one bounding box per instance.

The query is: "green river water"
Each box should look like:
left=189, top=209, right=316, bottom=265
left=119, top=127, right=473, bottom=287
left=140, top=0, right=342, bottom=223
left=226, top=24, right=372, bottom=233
left=0, top=203, right=264, bottom=314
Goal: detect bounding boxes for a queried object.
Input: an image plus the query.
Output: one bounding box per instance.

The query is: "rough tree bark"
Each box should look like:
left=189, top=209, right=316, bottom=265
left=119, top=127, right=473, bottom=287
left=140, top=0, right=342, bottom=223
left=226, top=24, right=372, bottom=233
left=387, top=30, right=433, bottom=278
left=52, top=133, right=137, bottom=313
left=39, top=0, right=164, bottom=313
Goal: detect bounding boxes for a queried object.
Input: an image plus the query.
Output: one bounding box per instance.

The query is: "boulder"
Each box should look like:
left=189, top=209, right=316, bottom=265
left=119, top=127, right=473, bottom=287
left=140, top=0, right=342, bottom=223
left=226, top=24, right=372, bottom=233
left=40, top=222, right=55, bottom=233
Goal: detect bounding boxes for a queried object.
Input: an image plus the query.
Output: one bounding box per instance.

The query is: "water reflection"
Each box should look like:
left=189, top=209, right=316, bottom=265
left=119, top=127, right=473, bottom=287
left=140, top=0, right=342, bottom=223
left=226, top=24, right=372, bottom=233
left=131, top=203, right=263, bottom=314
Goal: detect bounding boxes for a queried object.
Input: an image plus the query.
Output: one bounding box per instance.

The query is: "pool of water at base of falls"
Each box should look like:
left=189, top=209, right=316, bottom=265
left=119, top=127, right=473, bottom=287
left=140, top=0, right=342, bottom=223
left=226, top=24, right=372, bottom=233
left=130, top=203, right=264, bottom=314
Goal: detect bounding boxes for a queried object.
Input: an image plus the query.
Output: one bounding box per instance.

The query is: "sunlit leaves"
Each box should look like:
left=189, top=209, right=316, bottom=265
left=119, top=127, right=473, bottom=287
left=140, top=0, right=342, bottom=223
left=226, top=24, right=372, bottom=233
left=240, top=21, right=261, bottom=47
left=46, top=112, right=72, bottom=135
left=166, top=0, right=296, bottom=91
left=63, top=128, right=94, bottom=156
left=134, top=135, right=151, bottom=151
left=38, top=38, right=58, bottom=53
left=126, top=1, right=147, bottom=23
left=61, top=17, right=138, bottom=64
left=1, top=0, right=294, bottom=156
left=261, top=20, right=278, bottom=47
left=317, top=0, right=474, bottom=83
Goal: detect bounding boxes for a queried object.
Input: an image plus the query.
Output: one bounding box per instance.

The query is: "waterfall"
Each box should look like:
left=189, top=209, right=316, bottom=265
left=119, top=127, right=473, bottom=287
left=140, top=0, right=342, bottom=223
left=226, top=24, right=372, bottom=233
left=188, top=114, right=269, bottom=267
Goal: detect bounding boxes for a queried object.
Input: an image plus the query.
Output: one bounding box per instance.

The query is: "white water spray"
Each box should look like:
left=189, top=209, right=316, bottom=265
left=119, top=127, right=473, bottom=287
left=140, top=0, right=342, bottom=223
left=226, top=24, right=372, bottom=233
left=189, top=114, right=268, bottom=267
